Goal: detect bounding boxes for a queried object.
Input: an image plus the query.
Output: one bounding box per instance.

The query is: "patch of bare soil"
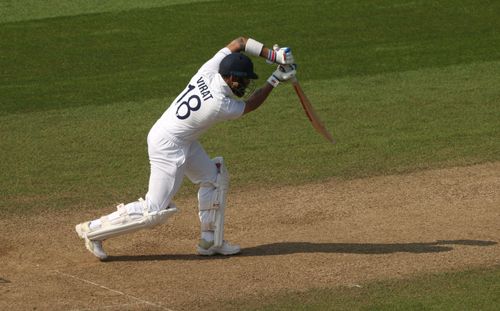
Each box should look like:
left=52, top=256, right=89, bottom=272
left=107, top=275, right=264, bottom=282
left=1, top=162, right=499, bottom=311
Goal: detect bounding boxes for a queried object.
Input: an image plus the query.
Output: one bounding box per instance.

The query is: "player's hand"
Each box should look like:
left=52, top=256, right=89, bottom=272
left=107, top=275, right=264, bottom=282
left=275, top=64, right=297, bottom=81
left=275, top=47, right=294, bottom=64
left=267, top=44, right=294, bottom=65
left=267, top=64, right=297, bottom=87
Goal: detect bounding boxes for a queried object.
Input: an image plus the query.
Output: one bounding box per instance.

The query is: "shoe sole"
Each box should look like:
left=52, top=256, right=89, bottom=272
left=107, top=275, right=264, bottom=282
left=218, top=249, right=241, bottom=256
left=197, top=246, right=241, bottom=256
left=197, top=246, right=216, bottom=256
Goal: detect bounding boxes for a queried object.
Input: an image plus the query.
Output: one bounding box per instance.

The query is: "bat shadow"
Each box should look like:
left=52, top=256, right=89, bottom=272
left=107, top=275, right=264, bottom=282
left=104, top=239, right=496, bottom=262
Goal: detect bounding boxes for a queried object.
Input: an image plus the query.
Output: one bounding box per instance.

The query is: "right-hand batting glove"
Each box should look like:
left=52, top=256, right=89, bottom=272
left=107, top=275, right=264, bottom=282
left=267, top=64, right=297, bottom=88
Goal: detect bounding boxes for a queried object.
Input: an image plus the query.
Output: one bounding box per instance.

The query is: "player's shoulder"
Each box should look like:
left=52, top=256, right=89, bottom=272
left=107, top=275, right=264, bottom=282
left=197, top=47, right=232, bottom=75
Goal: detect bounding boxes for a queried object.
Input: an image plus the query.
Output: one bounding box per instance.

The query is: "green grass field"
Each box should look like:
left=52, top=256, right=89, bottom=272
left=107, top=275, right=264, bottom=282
left=231, top=266, right=500, bottom=311
left=1, top=0, right=499, bottom=309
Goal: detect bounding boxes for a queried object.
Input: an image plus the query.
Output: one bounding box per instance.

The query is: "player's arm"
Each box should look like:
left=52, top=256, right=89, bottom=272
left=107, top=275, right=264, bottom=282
left=226, top=37, right=272, bottom=59
left=243, top=83, right=274, bottom=114
left=226, top=37, right=294, bottom=65
left=243, top=64, right=297, bottom=115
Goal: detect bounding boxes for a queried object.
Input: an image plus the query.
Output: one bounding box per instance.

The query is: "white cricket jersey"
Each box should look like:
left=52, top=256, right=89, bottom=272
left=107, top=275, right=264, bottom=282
left=153, top=48, right=246, bottom=143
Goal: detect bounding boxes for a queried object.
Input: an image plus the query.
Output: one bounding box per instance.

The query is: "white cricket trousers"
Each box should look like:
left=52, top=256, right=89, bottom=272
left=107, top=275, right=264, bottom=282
left=145, top=126, right=218, bottom=228
left=146, top=127, right=217, bottom=208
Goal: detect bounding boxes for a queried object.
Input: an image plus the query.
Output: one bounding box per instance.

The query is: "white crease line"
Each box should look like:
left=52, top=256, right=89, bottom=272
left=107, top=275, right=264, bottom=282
left=69, top=302, right=142, bottom=311
left=54, top=270, right=175, bottom=311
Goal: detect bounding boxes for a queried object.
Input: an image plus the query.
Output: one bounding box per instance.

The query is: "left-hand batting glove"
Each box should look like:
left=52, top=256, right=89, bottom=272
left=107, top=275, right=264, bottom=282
left=267, top=44, right=295, bottom=65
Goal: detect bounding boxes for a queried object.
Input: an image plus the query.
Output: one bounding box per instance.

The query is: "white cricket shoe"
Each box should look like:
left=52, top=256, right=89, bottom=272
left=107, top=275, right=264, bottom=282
left=197, top=239, right=241, bottom=256
left=75, top=222, right=108, bottom=261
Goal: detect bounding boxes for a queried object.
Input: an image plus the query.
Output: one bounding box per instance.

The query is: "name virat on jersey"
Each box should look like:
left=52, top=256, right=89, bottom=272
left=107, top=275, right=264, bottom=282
left=197, top=77, right=213, bottom=101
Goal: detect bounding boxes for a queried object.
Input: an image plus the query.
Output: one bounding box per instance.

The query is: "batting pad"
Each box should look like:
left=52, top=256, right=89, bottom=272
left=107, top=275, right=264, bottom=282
left=198, top=157, right=228, bottom=248
left=87, top=199, right=177, bottom=241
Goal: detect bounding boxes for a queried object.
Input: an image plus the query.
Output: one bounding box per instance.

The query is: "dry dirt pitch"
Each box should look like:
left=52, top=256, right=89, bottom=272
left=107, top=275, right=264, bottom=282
left=1, top=162, right=499, bottom=311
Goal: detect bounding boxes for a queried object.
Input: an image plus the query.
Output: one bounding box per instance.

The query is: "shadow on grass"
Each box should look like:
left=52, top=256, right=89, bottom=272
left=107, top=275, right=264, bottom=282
left=105, top=239, right=496, bottom=262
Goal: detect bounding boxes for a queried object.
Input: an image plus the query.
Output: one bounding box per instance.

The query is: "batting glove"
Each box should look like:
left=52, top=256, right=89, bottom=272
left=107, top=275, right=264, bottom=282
left=267, top=44, right=295, bottom=65
left=267, top=64, right=297, bottom=87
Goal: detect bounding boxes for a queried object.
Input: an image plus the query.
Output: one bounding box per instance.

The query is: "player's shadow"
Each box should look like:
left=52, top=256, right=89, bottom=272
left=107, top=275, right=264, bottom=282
left=240, top=239, right=497, bottom=257
left=105, top=239, right=496, bottom=262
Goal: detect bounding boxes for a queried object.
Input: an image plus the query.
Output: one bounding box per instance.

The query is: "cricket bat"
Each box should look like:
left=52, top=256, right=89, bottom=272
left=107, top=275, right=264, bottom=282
left=291, top=78, right=335, bottom=144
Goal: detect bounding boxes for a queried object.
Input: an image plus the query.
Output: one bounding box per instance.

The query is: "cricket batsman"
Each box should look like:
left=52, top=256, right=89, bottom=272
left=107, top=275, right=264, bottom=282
left=75, top=37, right=297, bottom=260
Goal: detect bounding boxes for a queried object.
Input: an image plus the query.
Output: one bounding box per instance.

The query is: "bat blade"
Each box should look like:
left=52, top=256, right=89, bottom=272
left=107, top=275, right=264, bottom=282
left=291, top=79, right=335, bottom=144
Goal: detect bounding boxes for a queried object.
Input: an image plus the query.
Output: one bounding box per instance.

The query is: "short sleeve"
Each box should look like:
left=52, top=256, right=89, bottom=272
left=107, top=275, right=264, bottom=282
left=219, top=97, right=245, bottom=120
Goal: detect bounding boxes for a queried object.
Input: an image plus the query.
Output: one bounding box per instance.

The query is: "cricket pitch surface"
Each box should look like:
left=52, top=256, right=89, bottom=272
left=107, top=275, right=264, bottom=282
left=1, top=162, right=499, bottom=310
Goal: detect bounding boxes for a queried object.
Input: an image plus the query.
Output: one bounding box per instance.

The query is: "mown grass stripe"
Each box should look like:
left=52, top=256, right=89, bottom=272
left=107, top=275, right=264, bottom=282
left=0, top=0, right=216, bottom=23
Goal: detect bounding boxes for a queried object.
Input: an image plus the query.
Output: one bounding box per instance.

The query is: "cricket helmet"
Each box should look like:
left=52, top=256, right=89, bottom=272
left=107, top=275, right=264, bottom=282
left=219, top=53, right=258, bottom=79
